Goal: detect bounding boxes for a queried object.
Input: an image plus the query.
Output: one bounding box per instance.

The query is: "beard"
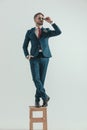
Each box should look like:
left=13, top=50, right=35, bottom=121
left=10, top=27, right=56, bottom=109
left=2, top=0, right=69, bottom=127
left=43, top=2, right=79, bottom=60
left=37, top=21, right=43, bottom=25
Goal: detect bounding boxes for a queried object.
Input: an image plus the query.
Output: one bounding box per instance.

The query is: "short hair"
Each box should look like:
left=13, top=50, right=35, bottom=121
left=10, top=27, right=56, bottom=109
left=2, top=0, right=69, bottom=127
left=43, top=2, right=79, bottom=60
left=34, top=12, right=44, bottom=19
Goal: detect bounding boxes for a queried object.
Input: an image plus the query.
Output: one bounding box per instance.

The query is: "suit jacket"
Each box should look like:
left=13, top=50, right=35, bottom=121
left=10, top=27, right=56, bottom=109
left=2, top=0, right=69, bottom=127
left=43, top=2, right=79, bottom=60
left=23, top=23, right=62, bottom=58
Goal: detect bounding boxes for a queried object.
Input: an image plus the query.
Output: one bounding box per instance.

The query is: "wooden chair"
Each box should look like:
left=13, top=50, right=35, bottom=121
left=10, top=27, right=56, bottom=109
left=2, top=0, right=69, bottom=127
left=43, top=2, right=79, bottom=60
left=29, top=106, right=47, bottom=130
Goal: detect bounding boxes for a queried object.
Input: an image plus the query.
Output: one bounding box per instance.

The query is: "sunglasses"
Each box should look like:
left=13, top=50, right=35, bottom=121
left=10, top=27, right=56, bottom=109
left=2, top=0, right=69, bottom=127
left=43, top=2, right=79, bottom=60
left=38, top=17, right=45, bottom=20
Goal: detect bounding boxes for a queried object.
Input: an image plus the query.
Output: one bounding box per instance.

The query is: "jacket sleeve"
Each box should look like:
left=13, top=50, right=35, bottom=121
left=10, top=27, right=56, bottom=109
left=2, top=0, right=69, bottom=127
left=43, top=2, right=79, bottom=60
left=46, top=23, right=62, bottom=37
left=22, top=30, right=30, bottom=57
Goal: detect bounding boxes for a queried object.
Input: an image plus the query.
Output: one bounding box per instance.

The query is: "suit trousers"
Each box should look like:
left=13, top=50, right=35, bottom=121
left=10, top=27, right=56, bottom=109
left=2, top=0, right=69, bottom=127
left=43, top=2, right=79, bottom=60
left=29, top=52, right=49, bottom=102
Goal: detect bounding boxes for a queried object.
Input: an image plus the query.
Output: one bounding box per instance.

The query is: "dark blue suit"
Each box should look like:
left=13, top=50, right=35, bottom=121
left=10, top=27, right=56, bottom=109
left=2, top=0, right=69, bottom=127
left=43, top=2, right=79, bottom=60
left=23, top=23, right=61, bottom=102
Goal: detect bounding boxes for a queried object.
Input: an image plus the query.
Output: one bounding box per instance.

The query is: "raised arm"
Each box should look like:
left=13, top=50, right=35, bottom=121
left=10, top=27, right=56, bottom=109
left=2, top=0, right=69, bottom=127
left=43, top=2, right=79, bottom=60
left=44, top=17, right=62, bottom=37
left=47, top=23, right=62, bottom=37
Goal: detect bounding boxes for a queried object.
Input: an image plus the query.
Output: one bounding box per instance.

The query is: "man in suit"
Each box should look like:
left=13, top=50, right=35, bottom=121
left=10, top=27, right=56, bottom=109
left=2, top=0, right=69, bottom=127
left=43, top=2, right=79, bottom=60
left=23, top=12, right=62, bottom=107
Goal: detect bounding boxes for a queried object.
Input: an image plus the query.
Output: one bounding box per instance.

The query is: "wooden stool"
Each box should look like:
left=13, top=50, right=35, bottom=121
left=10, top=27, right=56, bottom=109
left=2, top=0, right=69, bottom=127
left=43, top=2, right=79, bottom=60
left=29, top=106, right=47, bottom=130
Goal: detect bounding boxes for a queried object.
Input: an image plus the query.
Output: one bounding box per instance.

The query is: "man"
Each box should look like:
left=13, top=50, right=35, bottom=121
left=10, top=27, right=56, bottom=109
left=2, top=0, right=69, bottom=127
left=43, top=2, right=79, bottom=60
left=23, top=12, right=62, bottom=107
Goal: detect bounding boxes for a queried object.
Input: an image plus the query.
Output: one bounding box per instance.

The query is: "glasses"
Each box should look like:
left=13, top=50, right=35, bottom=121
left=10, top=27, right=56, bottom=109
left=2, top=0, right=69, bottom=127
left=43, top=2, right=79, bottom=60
left=38, top=17, right=45, bottom=20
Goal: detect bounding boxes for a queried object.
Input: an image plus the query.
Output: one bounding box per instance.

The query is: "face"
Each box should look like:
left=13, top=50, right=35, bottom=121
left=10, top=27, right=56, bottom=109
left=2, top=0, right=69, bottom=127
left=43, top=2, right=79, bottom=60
left=34, top=14, right=44, bottom=26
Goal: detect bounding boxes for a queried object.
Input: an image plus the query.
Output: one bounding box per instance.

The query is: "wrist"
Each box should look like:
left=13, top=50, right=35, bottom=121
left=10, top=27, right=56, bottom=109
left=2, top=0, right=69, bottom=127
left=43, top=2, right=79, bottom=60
left=50, top=21, right=53, bottom=24
left=26, top=55, right=29, bottom=58
left=50, top=21, right=55, bottom=25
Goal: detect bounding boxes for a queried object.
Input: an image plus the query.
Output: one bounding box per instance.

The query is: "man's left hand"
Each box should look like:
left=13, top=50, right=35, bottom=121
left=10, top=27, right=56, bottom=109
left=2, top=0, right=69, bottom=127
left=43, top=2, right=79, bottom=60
left=44, top=17, right=53, bottom=24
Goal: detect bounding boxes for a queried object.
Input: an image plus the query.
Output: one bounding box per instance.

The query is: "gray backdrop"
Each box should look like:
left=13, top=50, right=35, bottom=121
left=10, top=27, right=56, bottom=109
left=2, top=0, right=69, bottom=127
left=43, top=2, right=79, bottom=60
left=0, top=0, right=87, bottom=130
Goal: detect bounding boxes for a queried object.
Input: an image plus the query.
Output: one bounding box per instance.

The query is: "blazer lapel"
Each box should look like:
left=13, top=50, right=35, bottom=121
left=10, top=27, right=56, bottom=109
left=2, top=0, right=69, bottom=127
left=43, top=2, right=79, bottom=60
left=30, top=27, right=45, bottom=40
left=30, top=27, right=38, bottom=39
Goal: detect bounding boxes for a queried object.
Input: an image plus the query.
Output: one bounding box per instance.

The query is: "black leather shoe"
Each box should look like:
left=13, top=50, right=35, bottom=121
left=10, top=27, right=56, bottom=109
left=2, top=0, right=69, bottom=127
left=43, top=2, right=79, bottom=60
left=35, top=101, right=40, bottom=107
left=42, top=96, right=50, bottom=107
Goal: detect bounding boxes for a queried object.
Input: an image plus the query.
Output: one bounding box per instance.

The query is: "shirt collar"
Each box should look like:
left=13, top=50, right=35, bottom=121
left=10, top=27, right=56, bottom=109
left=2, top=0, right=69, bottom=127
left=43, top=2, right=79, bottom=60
left=35, top=25, right=43, bottom=29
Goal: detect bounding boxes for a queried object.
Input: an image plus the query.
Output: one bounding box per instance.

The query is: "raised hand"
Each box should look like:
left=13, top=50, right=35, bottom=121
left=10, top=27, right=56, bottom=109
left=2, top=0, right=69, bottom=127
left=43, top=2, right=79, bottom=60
left=44, top=17, right=53, bottom=24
